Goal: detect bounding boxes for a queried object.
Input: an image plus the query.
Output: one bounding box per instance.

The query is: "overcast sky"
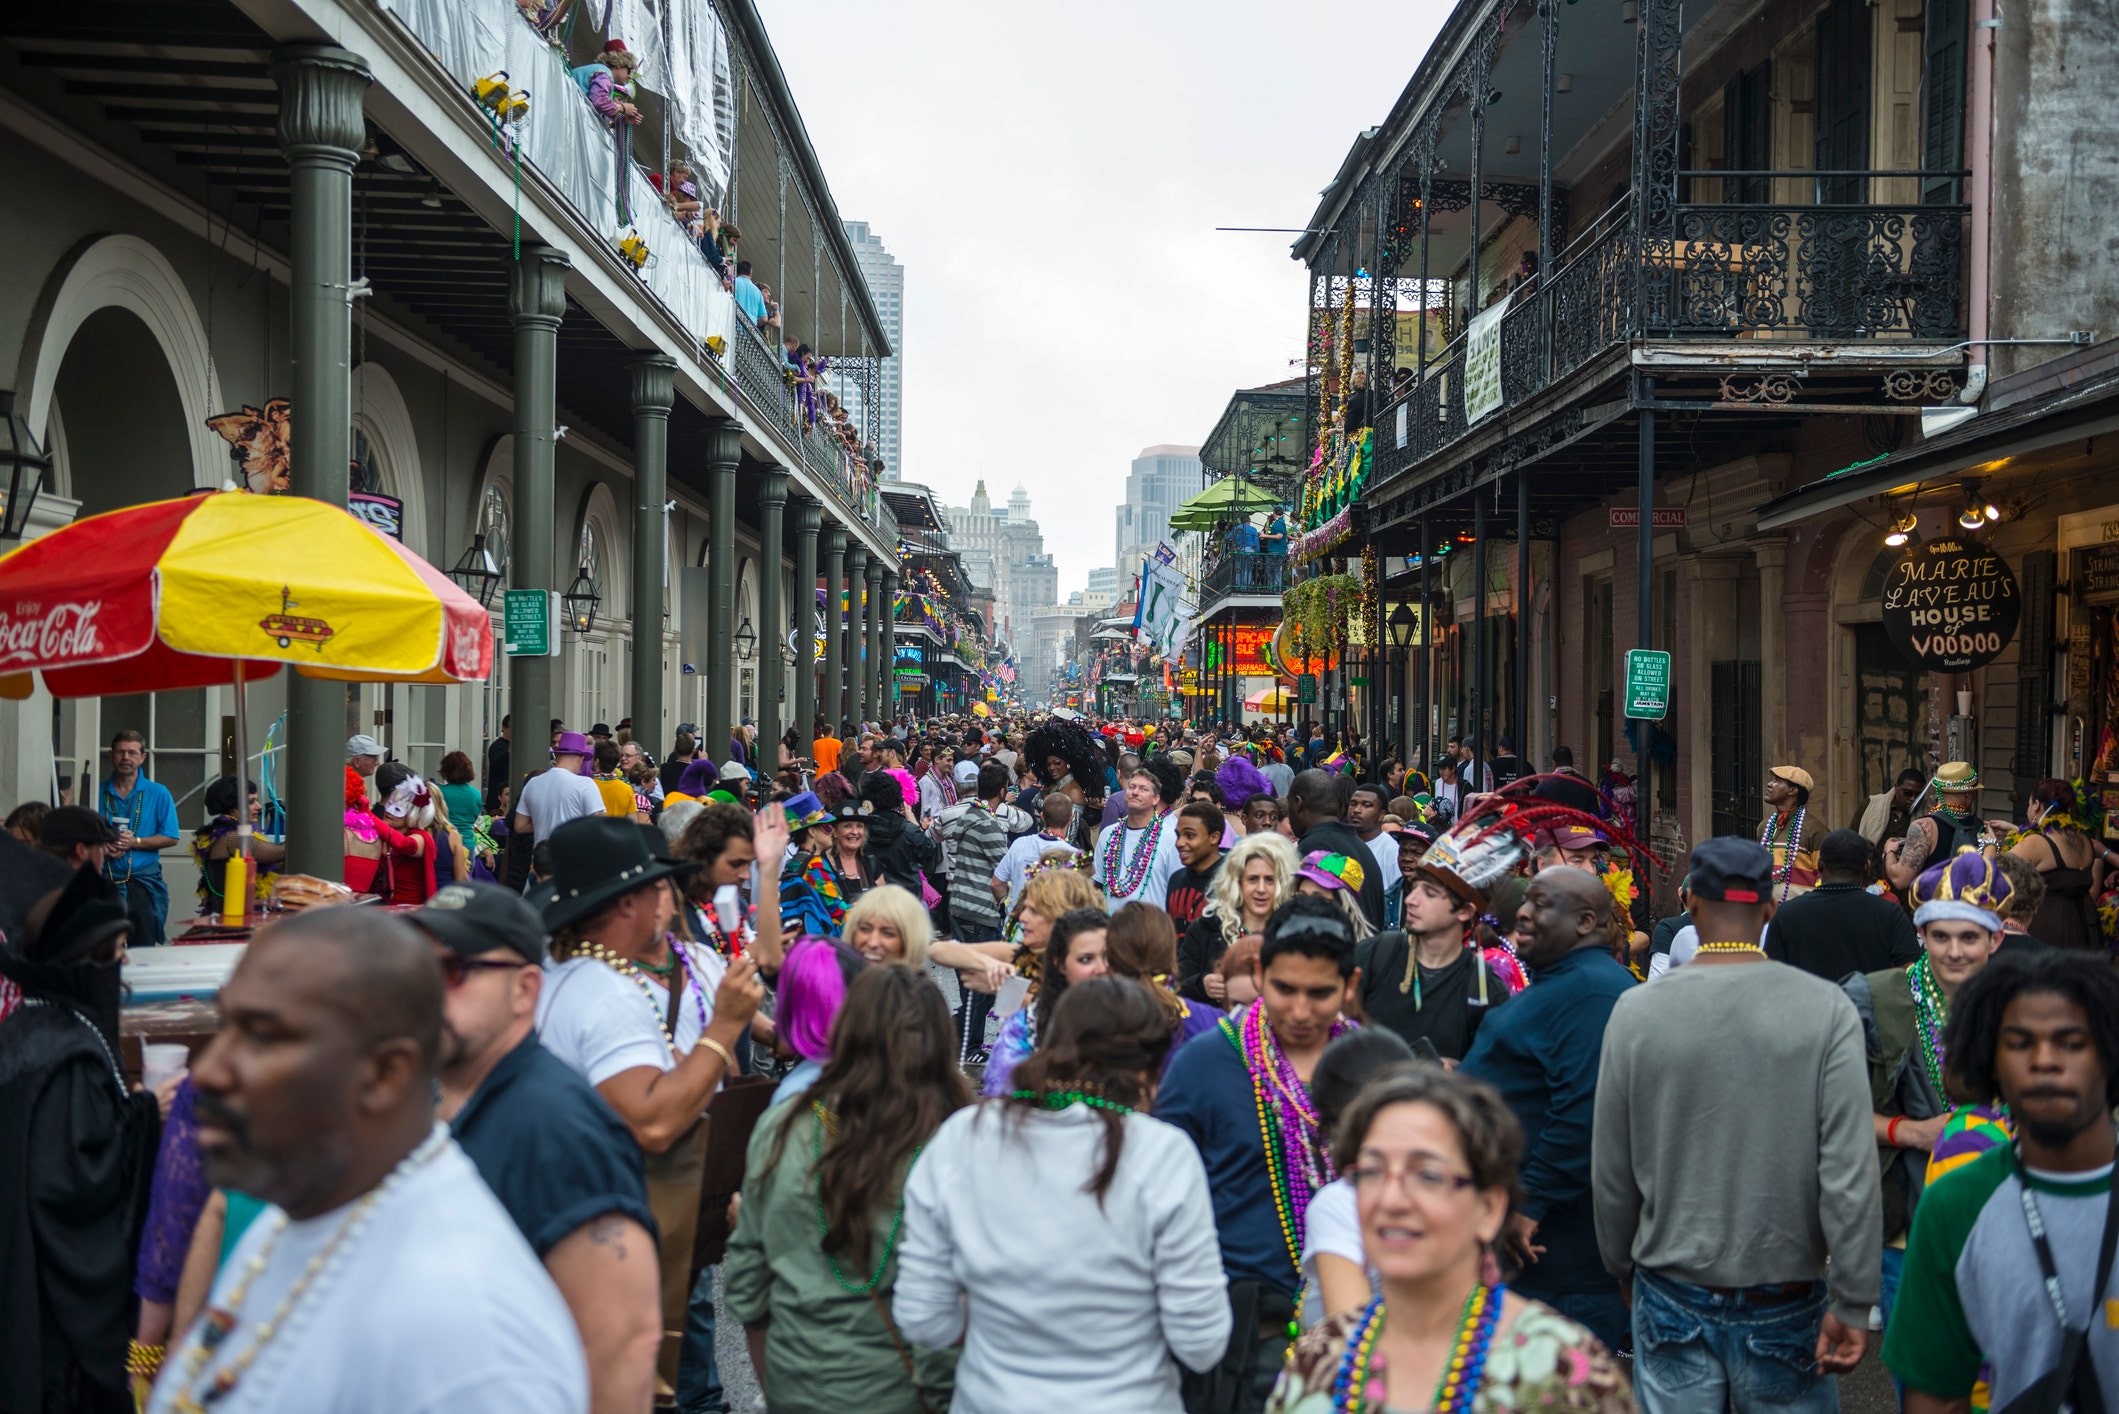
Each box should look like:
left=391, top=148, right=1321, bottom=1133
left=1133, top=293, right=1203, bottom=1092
left=755, top=0, right=1448, bottom=596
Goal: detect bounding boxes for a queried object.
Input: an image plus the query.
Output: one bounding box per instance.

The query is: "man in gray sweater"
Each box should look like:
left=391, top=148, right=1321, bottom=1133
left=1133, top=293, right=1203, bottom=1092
left=1593, top=836, right=1880, bottom=1413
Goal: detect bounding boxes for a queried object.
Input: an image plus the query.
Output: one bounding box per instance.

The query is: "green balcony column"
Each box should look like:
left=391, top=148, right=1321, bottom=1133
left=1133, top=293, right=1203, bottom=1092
left=755, top=470, right=787, bottom=753
left=866, top=558, right=888, bottom=726
left=703, top=422, right=743, bottom=767
left=628, top=354, right=677, bottom=751
left=820, top=526, right=846, bottom=735
left=879, top=568, right=900, bottom=724
left=791, top=501, right=821, bottom=753
left=506, top=244, right=570, bottom=807
left=272, top=43, right=370, bottom=878
left=845, top=546, right=870, bottom=728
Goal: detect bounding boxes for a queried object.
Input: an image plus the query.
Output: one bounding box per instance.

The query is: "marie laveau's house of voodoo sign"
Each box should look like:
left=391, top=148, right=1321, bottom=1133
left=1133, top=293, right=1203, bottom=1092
left=1878, top=537, right=2023, bottom=673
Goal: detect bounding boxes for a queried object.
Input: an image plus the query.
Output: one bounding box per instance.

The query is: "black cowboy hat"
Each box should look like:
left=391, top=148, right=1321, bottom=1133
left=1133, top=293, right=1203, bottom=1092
left=533, top=815, right=700, bottom=933
left=830, top=799, right=875, bottom=824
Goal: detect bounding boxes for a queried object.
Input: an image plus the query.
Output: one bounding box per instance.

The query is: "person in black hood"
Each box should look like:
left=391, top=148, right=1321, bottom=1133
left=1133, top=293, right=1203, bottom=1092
left=1286, top=768, right=1388, bottom=930
left=858, top=771, right=939, bottom=897
left=0, top=839, right=161, bottom=1414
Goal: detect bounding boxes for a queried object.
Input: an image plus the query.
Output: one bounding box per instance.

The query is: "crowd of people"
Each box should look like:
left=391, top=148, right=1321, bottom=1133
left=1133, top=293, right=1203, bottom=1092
left=5, top=704, right=2119, bottom=1414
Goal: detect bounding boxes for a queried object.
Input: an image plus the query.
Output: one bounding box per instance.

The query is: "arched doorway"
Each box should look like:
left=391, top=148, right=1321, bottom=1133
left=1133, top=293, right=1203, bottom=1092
left=1830, top=540, right=1931, bottom=824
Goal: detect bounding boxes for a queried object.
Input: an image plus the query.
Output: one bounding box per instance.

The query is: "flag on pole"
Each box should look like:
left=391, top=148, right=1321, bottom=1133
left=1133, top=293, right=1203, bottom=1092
left=1134, top=557, right=1189, bottom=655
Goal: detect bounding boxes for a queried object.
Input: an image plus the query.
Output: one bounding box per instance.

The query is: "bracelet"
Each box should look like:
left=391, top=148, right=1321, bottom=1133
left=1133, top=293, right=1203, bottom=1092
left=698, top=1036, right=737, bottom=1072
left=126, top=1341, right=165, bottom=1377
left=1887, top=1116, right=1903, bottom=1147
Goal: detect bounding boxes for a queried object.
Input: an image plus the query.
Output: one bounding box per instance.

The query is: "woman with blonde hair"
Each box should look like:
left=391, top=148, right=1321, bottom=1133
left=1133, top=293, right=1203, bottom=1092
left=1176, top=831, right=1298, bottom=1007
left=841, top=881, right=1010, bottom=995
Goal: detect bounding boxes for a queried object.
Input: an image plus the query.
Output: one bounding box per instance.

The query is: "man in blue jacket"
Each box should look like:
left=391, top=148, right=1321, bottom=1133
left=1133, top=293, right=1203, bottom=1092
left=1462, top=865, right=1635, bottom=1350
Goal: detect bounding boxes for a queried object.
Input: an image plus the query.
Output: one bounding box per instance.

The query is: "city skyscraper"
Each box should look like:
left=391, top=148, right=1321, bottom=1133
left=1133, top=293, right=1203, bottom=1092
left=1114, top=443, right=1204, bottom=573
left=841, top=220, right=903, bottom=479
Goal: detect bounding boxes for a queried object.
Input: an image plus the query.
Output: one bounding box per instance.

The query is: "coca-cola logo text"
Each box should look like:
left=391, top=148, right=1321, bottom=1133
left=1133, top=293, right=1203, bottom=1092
left=0, top=601, right=103, bottom=663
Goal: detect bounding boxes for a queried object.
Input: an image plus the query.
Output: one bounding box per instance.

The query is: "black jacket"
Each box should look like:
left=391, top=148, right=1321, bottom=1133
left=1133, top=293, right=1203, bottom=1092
left=862, top=808, right=938, bottom=895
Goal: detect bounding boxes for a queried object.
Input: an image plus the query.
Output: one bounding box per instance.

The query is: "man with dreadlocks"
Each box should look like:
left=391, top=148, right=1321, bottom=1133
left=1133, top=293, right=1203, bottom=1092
left=1887, top=951, right=2119, bottom=1411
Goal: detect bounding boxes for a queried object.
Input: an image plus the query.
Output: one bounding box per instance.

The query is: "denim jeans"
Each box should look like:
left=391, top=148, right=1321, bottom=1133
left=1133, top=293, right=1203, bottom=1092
left=675, top=1263, right=723, bottom=1413
left=1877, top=1244, right=1904, bottom=1330
left=1632, top=1268, right=1840, bottom=1414
left=953, top=917, right=1003, bottom=1059
left=113, top=870, right=169, bottom=946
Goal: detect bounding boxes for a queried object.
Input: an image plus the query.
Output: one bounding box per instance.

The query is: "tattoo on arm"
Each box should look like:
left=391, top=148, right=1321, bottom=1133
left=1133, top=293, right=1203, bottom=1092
left=1899, top=820, right=1933, bottom=874
left=587, top=1215, right=630, bottom=1261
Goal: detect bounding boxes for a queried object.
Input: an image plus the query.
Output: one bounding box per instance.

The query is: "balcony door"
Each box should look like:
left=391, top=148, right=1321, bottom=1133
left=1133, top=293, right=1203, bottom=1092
left=1814, top=0, right=1873, bottom=199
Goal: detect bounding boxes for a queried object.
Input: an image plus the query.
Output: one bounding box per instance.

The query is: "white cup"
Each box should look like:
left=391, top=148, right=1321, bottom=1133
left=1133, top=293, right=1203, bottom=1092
left=141, top=1042, right=189, bottom=1092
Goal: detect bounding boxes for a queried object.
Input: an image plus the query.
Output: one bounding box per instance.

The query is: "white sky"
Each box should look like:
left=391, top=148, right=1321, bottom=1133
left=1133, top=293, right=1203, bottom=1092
left=755, top=0, right=1450, bottom=596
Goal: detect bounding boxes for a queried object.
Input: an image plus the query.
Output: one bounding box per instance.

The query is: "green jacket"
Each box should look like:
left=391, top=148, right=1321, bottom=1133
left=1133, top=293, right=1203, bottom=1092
left=1843, top=964, right=1935, bottom=1243
left=724, top=1098, right=955, bottom=1413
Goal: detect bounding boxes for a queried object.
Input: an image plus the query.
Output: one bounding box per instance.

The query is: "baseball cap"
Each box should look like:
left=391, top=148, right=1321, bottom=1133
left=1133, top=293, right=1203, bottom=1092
left=409, top=880, right=547, bottom=965
left=345, top=734, right=382, bottom=758
left=41, top=805, right=119, bottom=851
left=1686, top=836, right=1776, bottom=904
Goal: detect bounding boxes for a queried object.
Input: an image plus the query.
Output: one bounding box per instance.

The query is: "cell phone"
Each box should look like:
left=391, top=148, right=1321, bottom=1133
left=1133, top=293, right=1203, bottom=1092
left=1407, top=1036, right=1443, bottom=1065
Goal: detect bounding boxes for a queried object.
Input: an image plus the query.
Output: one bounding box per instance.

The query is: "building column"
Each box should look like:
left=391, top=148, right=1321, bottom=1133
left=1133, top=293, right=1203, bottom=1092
left=273, top=43, right=371, bottom=878
left=845, top=546, right=870, bottom=727
left=628, top=354, right=676, bottom=749
left=791, top=501, right=821, bottom=752
left=864, top=559, right=889, bottom=725
left=756, top=470, right=788, bottom=753
left=703, top=422, right=742, bottom=767
left=504, top=244, right=570, bottom=809
left=1755, top=536, right=1789, bottom=768
left=821, top=526, right=846, bottom=733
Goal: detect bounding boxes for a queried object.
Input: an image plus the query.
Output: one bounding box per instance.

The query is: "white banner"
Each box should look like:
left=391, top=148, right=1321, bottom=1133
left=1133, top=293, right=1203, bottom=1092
left=1135, top=558, right=1189, bottom=655
left=1463, top=299, right=1507, bottom=425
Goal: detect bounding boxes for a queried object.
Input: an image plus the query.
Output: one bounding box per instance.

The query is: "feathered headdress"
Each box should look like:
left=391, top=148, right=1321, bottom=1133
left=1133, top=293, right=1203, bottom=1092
left=378, top=773, right=436, bottom=830
left=1409, top=774, right=1663, bottom=911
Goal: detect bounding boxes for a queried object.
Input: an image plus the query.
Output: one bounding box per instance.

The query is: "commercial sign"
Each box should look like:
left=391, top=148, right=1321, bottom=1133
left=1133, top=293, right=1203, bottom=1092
left=1609, top=507, right=1687, bottom=529
left=1879, top=538, right=2020, bottom=672
left=502, top=589, right=557, bottom=657
left=348, top=491, right=404, bottom=540
left=2076, top=541, right=2119, bottom=605
left=1623, top=648, right=1672, bottom=721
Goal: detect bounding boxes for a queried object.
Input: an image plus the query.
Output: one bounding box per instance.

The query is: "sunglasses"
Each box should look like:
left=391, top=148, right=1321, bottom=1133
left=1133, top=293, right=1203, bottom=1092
left=439, top=955, right=530, bottom=988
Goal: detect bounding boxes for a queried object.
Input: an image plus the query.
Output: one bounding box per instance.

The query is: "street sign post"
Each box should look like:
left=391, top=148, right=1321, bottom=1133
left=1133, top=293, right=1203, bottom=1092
left=503, top=589, right=558, bottom=657
left=1623, top=648, right=1671, bottom=720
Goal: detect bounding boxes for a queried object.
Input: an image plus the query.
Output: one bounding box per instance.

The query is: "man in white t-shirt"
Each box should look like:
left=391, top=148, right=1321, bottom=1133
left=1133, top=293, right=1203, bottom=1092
left=1092, top=767, right=1184, bottom=912
left=532, top=815, right=767, bottom=1400
left=153, top=908, right=584, bottom=1414
left=514, top=731, right=606, bottom=845
left=995, top=795, right=1083, bottom=914
left=1346, top=783, right=1403, bottom=903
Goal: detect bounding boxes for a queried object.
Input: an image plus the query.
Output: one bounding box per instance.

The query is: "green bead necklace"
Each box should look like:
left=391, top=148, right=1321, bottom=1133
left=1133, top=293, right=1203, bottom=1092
left=1009, top=1088, right=1136, bottom=1115
left=810, top=1101, right=917, bottom=1294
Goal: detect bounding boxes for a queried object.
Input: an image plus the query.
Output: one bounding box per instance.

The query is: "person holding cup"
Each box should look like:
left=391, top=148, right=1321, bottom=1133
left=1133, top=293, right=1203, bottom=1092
left=100, top=729, right=179, bottom=946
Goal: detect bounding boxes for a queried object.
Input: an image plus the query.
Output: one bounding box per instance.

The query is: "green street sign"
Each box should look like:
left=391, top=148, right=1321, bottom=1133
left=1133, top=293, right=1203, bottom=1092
left=1624, top=648, right=1671, bottom=720
left=503, top=589, right=557, bottom=657
left=1297, top=673, right=1318, bottom=704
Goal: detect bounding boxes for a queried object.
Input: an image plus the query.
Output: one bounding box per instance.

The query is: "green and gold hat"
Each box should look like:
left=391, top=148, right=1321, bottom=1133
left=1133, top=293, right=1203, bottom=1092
left=1932, top=761, right=1981, bottom=795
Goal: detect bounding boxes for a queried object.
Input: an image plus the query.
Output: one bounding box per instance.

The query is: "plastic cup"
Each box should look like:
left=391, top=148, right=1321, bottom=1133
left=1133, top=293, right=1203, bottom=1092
left=141, top=1042, right=189, bottom=1092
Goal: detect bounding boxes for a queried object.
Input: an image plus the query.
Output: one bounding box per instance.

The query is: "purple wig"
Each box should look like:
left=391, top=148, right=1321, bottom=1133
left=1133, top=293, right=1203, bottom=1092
left=1216, top=756, right=1272, bottom=806
left=774, top=936, right=869, bottom=1064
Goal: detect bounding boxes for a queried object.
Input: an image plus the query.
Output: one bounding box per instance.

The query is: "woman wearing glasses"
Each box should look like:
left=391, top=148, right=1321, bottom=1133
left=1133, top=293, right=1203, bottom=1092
left=1265, top=1067, right=1633, bottom=1413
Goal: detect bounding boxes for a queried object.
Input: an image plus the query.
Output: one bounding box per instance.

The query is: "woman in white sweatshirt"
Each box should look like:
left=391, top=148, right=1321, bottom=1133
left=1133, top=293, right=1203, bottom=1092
left=893, top=977, right=1232, bottom=1413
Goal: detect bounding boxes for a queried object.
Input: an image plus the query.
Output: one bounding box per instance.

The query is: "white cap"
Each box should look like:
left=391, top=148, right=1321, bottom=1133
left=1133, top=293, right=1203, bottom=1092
left=345, top=734, right=383, bottom=759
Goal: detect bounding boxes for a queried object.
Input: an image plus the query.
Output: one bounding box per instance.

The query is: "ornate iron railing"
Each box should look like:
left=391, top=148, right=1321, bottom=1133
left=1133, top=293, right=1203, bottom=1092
left=1550, top=217, right=1635, bottom=378
left=727, top=317, right=894, bottom=533
left=1201, top=552, right=1290, bottom=604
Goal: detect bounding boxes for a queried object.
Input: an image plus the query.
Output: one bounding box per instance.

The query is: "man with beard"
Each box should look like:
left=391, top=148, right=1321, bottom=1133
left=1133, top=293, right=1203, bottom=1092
left=1888, top=952, right=2119, bottom=1411
left=148, top=908, right=585, bottom=1413
left=1461, top=868, right=1636, bottom=1351
left=1159, top=895, right=1358, bottom=1414
left=0, top=848, right=158, bottom=1414
left=411, top=882, right=659, bottom=1414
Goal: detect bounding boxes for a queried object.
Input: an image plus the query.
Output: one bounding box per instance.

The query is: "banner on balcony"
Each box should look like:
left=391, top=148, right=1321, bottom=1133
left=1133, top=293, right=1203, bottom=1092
left=1135, top=558, right=1189, bottom=656
left=1464, top=300, right=1507, bottom=424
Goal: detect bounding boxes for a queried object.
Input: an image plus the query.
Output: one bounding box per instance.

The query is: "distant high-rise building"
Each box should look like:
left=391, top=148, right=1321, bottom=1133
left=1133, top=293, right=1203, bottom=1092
left=944, top=481, right=1054, bottom=651
left=841, top=220, right=903, bottom=479
left=1115, top=444, right=1204, bottom=573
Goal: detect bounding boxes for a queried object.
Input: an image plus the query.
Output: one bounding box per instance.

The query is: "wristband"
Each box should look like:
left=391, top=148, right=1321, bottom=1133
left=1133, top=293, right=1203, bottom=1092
left=699, top=1035, right=737, bottom=1072
left=1887, top=1116, right=1903, bottom=1147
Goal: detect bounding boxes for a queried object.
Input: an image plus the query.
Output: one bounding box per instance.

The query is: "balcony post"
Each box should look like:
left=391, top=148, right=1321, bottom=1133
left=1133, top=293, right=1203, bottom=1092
left=1418, top=515, right=1432, bottom=768
left=505, top=245, right=570, bottom=818
left=1416, top=149, right=1433, bottom=378
left=820, top=526, right=846, bottom=733
left=791, top=501, right=820, bottom=753
left=756, top=469, right=787, bottom=752
left=1516, top=471, right=1531, bottom=769
left=845, top=546, right=869, bottom=727
left=1473, top=491, right=1487, bottom=788
left=878, top=567, right=899, bottom=723
left=1636, top=379, right=1657, bottom=836
left=628, top=354, right=677, bottom=751
left=1539, top=0, right=1557, bottom=379
left=703, top=421, right=743, bottom=771
left=1632, top=0, right=1684, bottom=329
left=272, top=43, right=370, bottom=878
left=1469, top=55, right=1487, bottom=315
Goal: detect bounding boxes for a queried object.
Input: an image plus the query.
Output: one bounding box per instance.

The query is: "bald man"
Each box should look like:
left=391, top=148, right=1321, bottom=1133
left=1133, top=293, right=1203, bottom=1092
left=151, top=910, right=589, bottom=1414
left=1460, top=866, right=1637, bottom=1351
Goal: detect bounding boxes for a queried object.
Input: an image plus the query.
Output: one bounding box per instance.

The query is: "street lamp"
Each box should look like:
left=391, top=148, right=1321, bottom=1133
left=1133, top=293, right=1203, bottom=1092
left=447, top=532, right=503, bottom=608
left=561, top=566, right=600, bottom=633
left=735, top=616, right=757, bottom=662
left=0, top=390, right=53, bottom=542
left=1387, top=601, right=1418, bottom=650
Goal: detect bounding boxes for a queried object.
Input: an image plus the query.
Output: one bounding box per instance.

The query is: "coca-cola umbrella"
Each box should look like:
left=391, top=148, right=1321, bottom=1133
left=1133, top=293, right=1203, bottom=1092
left=0, top=490, right=493, bottom=884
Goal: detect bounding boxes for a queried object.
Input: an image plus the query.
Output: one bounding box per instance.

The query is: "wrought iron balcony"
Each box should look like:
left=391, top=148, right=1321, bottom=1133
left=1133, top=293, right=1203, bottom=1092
left=1367, top=177, right=1969, bottom=486
left=727, top=317, right=893, bottom=534
left=1201, top=551, right=1289, bottom=608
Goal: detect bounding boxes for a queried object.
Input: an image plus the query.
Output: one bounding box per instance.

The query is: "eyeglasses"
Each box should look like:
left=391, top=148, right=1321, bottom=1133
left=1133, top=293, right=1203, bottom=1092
left=1349, top=1160, right=1478, bottom=1198
left=439, top=955, right=530, bottom=988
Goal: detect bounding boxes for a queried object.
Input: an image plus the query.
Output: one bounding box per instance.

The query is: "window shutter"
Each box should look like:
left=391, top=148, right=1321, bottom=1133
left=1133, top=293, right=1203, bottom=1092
left=1924, top=0, right=1969, bottom=203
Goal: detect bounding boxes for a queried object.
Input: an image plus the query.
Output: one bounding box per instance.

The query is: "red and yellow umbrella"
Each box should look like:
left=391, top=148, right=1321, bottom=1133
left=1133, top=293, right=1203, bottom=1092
left=0, top=489, right=492, bottom=698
